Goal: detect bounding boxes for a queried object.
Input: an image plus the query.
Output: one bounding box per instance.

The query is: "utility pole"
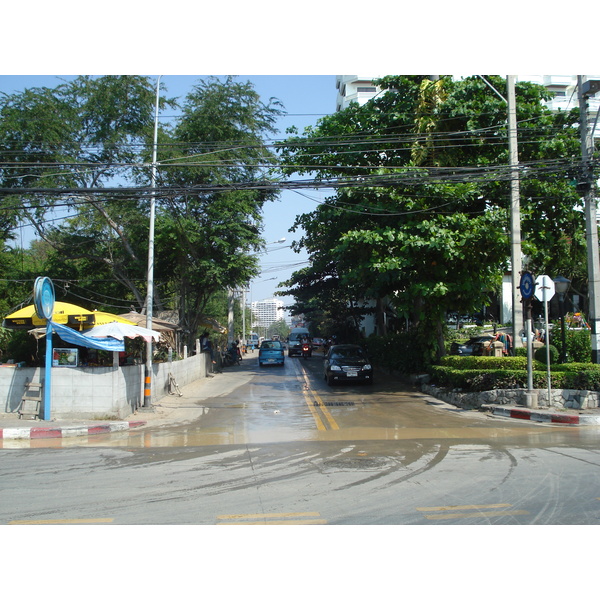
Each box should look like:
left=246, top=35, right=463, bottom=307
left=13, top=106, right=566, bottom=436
left=507, top=76, right=524, bottom=351
left=578, top=76, right=600, bottom=363
left=227, top=289, right=235, bottom=347
left=144, top=75, right=161, bottom=407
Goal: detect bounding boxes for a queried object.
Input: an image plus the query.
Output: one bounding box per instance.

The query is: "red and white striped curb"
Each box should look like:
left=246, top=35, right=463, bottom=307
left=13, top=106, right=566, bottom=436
left=486, top=406, right=600, bottom=425
left=0, top=421, right=146, bottom=440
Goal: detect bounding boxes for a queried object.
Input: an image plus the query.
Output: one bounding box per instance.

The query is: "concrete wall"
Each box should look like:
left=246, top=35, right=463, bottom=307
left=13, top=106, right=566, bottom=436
left=0, top=351, right=211, bottom=420
left=421, top=383, right=600, bottom=411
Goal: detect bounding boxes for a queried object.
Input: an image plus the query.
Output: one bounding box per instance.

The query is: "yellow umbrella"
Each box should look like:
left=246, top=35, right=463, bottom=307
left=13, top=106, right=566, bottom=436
left=2, top=302, right=135, bottom=330
left=86, top=311, right=137, bottom=328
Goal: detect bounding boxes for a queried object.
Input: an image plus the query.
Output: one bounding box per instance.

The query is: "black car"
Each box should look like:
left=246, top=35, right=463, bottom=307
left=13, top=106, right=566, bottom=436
left=450, top=335, right=495, bottom=356
left=324, top=344, right=373, bottom=385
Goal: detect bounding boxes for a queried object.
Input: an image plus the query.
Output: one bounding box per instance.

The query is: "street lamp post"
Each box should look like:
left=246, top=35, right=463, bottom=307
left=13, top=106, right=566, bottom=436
left=554, top=276, right=571, bottom=364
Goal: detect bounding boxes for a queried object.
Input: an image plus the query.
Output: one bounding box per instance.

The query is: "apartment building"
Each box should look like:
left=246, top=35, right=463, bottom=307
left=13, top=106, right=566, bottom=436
left=250, top=298, right=285, bottom=329
left=335, top=75, right=384, bottom=111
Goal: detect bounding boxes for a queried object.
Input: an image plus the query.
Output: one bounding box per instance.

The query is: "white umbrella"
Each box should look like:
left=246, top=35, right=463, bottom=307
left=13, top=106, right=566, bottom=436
left=82, top=321, right=161, bottom=343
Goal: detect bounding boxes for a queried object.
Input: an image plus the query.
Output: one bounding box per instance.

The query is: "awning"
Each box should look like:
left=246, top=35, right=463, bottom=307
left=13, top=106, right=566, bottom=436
left=117, top=311, right=180, bottom=332
left=51, top=322, right=125, bottom=352
left=83, top=322, right=160, bottom=343
left=198, top=316, right=227, bottom=334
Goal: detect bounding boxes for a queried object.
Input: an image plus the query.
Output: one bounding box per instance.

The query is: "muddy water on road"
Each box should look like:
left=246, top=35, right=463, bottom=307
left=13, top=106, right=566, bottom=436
left=5, top=356, right=600, bottom=450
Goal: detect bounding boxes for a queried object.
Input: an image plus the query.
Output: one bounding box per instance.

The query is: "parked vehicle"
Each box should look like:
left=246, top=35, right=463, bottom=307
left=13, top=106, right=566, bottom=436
left=222, top=347, right=240, bottom=367
left=450, top=335, right=495, bottom=356
left=288, top=327, right=310, bottom=357
left=311, top=337, right=325, bottom=349
left=324, top=344, right=373, bottom=385
left=248, top=333, right=260, bottom=350
left=258, top=340, right=285, bottom=367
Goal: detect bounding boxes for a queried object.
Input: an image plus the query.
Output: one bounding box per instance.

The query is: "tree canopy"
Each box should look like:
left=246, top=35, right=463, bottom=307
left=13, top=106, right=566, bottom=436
left=276, top=76, right=584, bottom=356
left=0, top=76, right=284, bottom=348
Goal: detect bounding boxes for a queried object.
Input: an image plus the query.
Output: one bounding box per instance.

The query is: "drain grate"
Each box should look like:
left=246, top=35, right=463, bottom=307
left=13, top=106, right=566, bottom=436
left=315, top=401, right=355, bottom=407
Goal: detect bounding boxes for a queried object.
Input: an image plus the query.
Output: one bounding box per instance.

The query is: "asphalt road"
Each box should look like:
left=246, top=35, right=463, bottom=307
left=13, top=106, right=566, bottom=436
left=2, top=352, right=600, bottom=526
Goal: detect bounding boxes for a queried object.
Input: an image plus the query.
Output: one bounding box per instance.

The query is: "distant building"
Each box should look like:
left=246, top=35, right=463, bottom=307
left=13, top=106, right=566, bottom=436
left=515, top=75, right=600, bottom=139
left=336, top=75, right=600, bottom=132
left=335, top=76, right=384, bottom=112
left=251, top=298, right=285, bottom=331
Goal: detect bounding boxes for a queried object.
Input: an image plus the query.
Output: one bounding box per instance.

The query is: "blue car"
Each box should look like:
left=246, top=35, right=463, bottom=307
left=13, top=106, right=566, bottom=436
left=258, top=340, right=285, bottom=367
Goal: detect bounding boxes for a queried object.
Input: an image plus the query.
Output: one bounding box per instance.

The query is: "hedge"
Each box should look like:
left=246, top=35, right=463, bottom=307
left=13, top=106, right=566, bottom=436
left=440, top=355, right=528, bottom=370
left=431, top=357, right=600, bottom=391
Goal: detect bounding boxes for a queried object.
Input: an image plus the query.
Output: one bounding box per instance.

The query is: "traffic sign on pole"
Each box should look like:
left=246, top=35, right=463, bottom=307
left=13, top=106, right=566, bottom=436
left=535, top=274, right=554, bottom=403
left=519, top=272, right=535, bottom=299
left=535, top=275, right=555, bottom=302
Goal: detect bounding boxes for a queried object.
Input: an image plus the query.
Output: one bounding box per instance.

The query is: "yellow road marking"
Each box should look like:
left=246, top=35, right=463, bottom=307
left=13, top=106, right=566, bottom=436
left=218, top=512, right=321, bottom=520
left=302, top=387, right=327, bottom=430
left=293, top=360, right=339, bottom=431
left=417, top=504, right=512, bottom=512
left=308, top=388, right=339, bottom=430
left=424, top=510, right=529, bottom=520
left=217, top=512, right=326, bottom=525
left=219, top=519, right=328, bottom=525
left=9, top=518, right=114, bottom=525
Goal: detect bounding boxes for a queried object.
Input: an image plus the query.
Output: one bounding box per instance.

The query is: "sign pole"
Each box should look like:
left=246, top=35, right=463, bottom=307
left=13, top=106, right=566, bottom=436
left=519, top=272, right=537, bottom=408
left=33, top=277, right=55, bottom=420
left=535, top=275, right=556, bottom=408
left=44, top=321, right=53, bottom=420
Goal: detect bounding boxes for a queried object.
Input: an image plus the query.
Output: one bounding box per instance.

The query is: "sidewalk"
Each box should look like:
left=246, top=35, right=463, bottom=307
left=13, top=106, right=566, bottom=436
left=0, top=366, right=254, bottom=440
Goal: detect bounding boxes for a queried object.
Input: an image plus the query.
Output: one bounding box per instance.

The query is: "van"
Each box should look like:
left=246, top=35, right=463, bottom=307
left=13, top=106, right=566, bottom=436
left=288, top=327, right=310, bottom=357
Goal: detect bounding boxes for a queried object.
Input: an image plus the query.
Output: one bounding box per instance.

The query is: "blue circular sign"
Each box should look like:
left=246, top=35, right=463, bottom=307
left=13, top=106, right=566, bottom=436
left=33, top=277, right=55, bottom=320
left=519, top=272, right=535, bottom=299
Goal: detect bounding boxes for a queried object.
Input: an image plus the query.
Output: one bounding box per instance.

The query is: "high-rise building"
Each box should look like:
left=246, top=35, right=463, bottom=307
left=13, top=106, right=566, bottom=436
left=516, top=75, right=600, bottom=135
left=335, top=76, right=384, bottom=112
left=251, top=298, right=285, bottom=330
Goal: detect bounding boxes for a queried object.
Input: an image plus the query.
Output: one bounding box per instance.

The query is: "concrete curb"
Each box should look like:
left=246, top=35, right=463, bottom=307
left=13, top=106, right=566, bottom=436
left=0, top=420, right=146, bottom=440
left=482, top=405, right=600, bottom=426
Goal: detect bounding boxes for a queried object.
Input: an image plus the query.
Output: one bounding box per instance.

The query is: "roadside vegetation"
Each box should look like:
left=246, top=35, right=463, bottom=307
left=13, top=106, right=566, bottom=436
left=1, top=75, right=598, bottom=387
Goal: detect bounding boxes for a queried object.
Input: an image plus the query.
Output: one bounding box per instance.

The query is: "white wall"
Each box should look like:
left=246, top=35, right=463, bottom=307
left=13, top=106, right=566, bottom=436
left=1, top=351, right=210, bottom=419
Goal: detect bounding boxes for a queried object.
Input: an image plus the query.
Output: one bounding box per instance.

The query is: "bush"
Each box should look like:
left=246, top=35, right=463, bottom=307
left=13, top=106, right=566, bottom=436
left=440, top=355, right=528, bottom=370
left=550, top=326, right=592, bottom=363
left=365, top=328, right=437, bottom=374
left=534, top=345, right=559, bottom=365
left=429, top=366, right=581, bottom=391
left=568, top=330, right=592, bottom=362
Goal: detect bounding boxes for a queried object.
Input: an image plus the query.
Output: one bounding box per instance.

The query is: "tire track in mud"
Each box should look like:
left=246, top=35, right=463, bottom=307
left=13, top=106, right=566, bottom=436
left=329, top=443, right=450, bottom=491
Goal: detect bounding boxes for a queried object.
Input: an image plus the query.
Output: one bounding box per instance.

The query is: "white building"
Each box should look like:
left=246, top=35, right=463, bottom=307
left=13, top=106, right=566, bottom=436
left=516, top=75, right=600, bottom=125
left=336, top=75, right=600, bottom=127
left=335, top=76, right=384, bottom=111
left=251, top=298, right=285, bottom=330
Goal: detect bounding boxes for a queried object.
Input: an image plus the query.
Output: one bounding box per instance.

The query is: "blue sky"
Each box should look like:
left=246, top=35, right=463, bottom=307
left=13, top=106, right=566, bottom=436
left=0, top=74, right=336, bottom=306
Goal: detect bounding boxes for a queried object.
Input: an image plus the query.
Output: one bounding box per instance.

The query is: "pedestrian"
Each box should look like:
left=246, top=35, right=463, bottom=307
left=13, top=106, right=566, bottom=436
left=201, top=331, right=216, bottom=373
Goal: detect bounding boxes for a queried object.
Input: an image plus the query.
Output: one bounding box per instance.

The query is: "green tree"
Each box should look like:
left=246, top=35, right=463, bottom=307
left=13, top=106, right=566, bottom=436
left=0, top=76, right=285, bottom=348
left=277, top=75, right=583, bottom=362
left=267, top=319, right=290, bottom=340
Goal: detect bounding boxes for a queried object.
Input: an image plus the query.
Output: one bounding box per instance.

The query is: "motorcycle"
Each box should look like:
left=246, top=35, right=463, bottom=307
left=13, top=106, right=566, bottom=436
left=302, top=342, right=311, bottom=359
left=223, top=345, right=241, bottom=367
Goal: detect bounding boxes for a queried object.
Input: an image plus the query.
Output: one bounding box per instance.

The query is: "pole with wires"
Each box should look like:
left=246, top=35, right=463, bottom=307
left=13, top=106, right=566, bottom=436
left=144, top=75, right=161, bottom=408
left=578, top=76, right=600, bottom=363
left=507, top=76, right=523, bottom=352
